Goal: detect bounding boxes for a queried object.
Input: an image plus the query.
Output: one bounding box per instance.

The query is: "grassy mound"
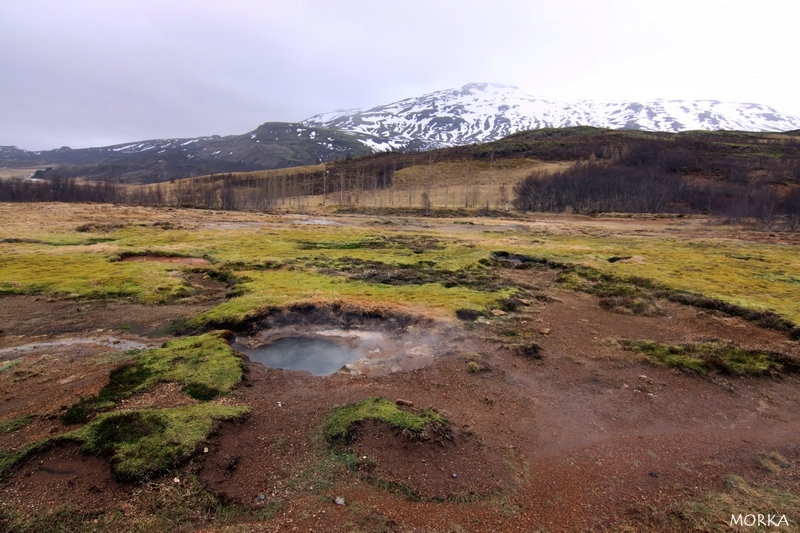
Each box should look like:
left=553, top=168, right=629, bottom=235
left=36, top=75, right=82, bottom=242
left=324, top=398, right=447, bottom=443
left=62, top=331, right=245, bottom=424
left=70, top=404, right=248, bottom=482
left=5, top=331, right=250, bottom=480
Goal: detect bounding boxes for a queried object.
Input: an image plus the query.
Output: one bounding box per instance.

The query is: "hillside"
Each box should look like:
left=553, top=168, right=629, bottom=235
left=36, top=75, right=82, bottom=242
left=4, top=127, right=799, bottom=230
left=0, top=123, right=372, bottom=184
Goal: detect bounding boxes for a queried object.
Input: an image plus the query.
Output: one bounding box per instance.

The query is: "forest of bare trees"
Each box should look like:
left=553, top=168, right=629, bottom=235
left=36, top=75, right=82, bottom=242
left=512, top=139, right=800, bottom=229
left=0, top=156, right=403, bottom=211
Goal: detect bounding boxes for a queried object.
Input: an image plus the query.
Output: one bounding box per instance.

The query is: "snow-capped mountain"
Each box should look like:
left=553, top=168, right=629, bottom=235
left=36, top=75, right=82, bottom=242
left=303, top=83, right=800, bottom=152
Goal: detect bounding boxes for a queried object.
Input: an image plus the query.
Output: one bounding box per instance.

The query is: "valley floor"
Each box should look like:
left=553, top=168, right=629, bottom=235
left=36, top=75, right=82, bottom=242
left=1, top=203, right=799, bottom=532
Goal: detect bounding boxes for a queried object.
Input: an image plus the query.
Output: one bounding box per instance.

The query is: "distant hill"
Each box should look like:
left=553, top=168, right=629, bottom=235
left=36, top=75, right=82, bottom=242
left=0, top=123, right=372, bottom=183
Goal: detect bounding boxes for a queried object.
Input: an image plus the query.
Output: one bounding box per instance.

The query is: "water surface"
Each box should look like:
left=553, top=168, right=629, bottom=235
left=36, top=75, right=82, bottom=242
left=235, top=336, right=360, bottom=376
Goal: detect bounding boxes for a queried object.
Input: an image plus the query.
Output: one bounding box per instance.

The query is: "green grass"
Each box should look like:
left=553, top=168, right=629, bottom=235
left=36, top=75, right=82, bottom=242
left=0, top=251, right=192, bottom=303
left=324, top=397, right=446, bottom=443
left=189, top=268, right=512, bottom=328
left=0, top=415, right=35, bottom=434
left=0, top=359, right=22, bottom=373
left=69, top=404, right=248, bottom=481
left=62, top=331, right=246, bottom=423
left=620, top=340, right=798, bottom=376
left=493, top=248, right=800, bottom=335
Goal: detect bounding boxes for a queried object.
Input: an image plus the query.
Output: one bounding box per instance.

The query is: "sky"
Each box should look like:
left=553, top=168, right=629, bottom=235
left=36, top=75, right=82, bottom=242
left=1, top=0, right=798, bottom=151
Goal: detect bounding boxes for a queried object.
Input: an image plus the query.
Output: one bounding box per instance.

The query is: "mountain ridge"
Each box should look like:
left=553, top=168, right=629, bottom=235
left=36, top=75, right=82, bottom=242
left=4, top=83, right=799, bottom=183
left=302, top=82, right=800, bottom=152
left=0, top=123, right=372, bottom=183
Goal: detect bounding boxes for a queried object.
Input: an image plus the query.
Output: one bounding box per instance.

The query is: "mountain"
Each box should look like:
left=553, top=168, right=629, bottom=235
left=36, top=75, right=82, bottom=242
left=0, top=123, right=372, bottom=183
left=5, top=83, right=800, bottom=183
left=303, top=83, right=800, bottom=152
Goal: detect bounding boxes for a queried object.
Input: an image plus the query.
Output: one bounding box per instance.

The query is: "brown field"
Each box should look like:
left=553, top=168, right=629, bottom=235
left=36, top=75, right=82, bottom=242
left=0, top=167, right=48, bottom=181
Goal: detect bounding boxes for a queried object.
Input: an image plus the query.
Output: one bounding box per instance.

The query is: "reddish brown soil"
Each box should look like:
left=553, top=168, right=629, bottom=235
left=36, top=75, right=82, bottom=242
left=2, top=256, right=800, bottom=531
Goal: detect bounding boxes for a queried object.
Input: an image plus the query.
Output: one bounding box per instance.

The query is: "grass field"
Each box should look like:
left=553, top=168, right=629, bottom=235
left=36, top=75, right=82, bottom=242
left=1, top=204, right=799, bottom=327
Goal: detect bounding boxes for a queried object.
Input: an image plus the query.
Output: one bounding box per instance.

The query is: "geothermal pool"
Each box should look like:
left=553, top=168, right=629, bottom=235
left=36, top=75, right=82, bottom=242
left=232, top=328, right=437, bottom=377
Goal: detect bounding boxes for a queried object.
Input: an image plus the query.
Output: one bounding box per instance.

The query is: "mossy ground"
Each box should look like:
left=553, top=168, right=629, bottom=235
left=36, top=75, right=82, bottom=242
left=1, top=205, right=798, bottom=329
left=0, top=472, right=271, bottom=532
left=70, top=404, right=249, bottom=482
left=620, top=340, right=798, bottom=376
left=324, top=398, right=446, bottom=443
left=2, top=331, right=248, bottom=483
left=668, top=474, right=800, bottom=532
left=517, top=234, right=800, bottom=326
left=61, top=331, right=245, bottom=423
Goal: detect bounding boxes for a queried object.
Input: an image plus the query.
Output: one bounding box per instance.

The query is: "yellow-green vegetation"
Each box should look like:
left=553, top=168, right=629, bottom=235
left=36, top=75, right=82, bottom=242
left=670, top=475, right=800, bottom=531
left=325, top=397, right=446, bottom=443
left=0, top=218, right=511, bottom=322
left=62, top=331, right=245, bottom=423
left=69, top=404, right=248, bottom=481
left=620, top=340, right=799, bottom=376
left=3, top=332, right=248, bottom=481
left=502, top=234, right=800, bottom=326
left=190, top=269, right=511, bottom=327
left=0, top=249, right=192, bottom=303
left=1, top=204, right=799, bottom=330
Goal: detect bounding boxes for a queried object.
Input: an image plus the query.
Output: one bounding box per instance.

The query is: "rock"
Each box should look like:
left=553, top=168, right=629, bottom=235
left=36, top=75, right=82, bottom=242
left=539, top=328, right=552, bottom=335
left=395, top=399, right=414, bottom=407
left=173, top=477, right=180, bottom=484
left=490, top=309, right=507, bottom=316
left=258, top=494, right=266, bottom=501
left=334, top=496, right=346, bottom=506
left=451, top=473, right=458, bottom=479
left=203, top=447, right=209, bottom=453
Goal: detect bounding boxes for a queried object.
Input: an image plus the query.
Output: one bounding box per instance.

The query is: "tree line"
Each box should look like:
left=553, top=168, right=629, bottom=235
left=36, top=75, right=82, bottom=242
left=0, top=158, right=402, bottom=211
left=512, top=140, right=800, bottom=230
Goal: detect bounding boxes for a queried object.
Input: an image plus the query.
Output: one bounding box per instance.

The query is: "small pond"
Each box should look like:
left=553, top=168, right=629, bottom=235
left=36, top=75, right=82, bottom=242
left=232, top=336, right=362, bottom=376
left=232, top=327, right=438, bottom=377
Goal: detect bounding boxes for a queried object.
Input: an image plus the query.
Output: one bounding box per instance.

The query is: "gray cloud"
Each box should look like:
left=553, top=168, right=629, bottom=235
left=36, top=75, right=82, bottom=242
left=1, top=0, right=798, bottom=150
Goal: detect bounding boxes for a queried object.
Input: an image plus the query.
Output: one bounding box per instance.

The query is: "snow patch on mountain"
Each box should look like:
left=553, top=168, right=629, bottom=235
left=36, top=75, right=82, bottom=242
left=303, top=83, right=800, bottom=152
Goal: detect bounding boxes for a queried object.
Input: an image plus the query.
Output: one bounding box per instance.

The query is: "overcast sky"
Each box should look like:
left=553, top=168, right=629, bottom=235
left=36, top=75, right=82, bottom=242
left=2, top=0, right=798, bottom=150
